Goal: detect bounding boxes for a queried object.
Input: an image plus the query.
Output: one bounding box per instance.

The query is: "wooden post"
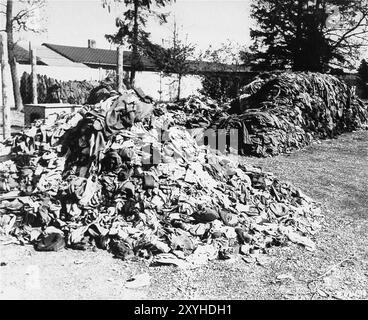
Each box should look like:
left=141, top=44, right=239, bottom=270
left=117, top=45, right=124, bottom=92
left=159, top=71, right=163, bottom=101
left=98, top=66, right=102, bottom=81
left=0, top=33, right=11, bottom=139
left=29, top=42, right=38, bottom=104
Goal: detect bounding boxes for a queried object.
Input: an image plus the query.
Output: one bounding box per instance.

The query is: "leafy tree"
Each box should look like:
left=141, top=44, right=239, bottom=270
left=103, top=0, right=174, bottom=86
left=358, top=59, right=368, bottom=82
left=251, top=0, right=368, bottom=72
left=1, top=0, right=45, bottom=110
left=357, top=59, right=368, bottom=98
left=198, top=41, right=251, bottom=104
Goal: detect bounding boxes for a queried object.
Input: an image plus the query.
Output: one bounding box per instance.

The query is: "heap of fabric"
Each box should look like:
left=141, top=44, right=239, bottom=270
left=217, top=72, right=368, bottom=157
left=0, top=88, right=323, bottom=267
left=155, top=95, right=230, bottom=128
left=20, top=72, right=97, bottom=104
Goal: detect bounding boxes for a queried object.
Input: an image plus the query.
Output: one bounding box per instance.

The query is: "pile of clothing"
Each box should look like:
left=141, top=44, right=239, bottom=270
left=20, top=72, right=97, bottom=105
left=155, top=95, right=230, bottom=128
left=0, top=87, right=323, bottom=267
left=217, top=72, right=368, bottom=157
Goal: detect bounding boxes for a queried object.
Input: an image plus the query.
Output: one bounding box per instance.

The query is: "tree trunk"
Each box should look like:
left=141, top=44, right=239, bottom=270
left=117, top=45, right=124, bottom=92
left=6, top=0, right=23, bottom=111
left=177, top=74, right=181, bottom=101
left=30, top=42, right=38, bottom=104
left=130, top=0, right=139, bottom=86
left=0, top=33, right=11, bottom=139
left=293, top=0, right=304, bottom=70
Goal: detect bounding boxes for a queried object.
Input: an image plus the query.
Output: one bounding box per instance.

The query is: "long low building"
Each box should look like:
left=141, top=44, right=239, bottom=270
left=13, top=40, right=253, bottom=101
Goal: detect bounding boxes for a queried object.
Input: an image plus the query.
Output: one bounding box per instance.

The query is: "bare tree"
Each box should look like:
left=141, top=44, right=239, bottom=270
left=143, top=22, right=195, bottom=100
left=0, top=33, right=11, bottom=138
left=1, top=0, right=45, bottom=110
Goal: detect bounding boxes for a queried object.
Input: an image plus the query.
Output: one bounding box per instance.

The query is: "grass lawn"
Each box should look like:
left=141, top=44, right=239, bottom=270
left=0, top=129, right=367, bottom=300
left=147, top=130, right=368, bottom=300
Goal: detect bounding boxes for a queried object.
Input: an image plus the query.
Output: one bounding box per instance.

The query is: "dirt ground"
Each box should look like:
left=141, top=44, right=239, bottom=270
left=1, top=130, right=367, bottom=300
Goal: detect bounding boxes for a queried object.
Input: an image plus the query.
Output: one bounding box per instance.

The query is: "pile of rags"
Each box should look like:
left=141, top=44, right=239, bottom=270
left=0, top=88, right=323, bottom=266
left=217, top=72, right=368, bottom=157
left=155, top=95, right=229, bottom=128
left=20, top=72, right=97, bottom=105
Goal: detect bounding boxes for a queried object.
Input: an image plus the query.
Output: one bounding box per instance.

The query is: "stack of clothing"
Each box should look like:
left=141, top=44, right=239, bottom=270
left=0, top=87, right=322, bottom=266
left=155, top=95, right=230, bottom=128
left=217, top=72, right=368, bottom=157
left=20, top=72, right=98, bottom=104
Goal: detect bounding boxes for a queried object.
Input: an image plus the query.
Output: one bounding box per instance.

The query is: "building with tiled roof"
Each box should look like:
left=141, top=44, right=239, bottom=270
left=14, top=41, right=252, bottom=74
left=12, top=40, right=255, bottom=100
left=41, top=43, right=157, bottom=71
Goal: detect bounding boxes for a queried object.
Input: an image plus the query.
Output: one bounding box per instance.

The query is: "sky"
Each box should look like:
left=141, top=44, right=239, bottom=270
left=13, top=0, right=253, bottom=54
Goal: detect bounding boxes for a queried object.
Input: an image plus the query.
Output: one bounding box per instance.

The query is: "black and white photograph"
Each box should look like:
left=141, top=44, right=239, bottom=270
left=0, top=0, right=367, bottom=305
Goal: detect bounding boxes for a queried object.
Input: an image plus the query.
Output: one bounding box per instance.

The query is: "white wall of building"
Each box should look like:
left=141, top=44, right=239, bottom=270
left=15, top=65, right=203, bottom=102
left=18, top=64, right=103, bottom=82
left=135, top=71, right=203, bottom=101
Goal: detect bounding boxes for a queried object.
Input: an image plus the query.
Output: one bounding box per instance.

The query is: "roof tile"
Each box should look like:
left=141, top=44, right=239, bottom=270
left=42, top=43, right=156, bottom=69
